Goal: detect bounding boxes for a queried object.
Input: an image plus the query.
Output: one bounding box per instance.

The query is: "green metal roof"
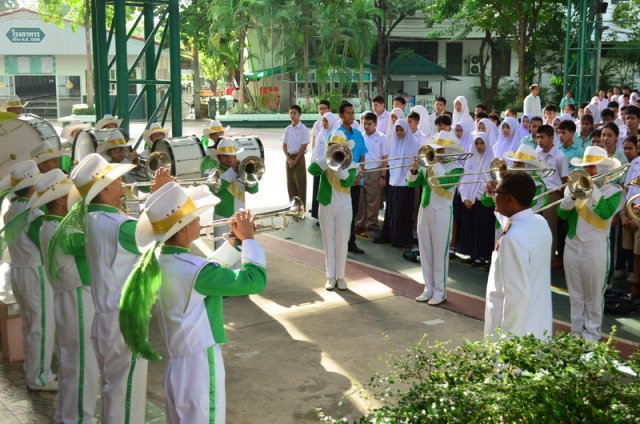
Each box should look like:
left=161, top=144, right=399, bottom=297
left=245, top=58, right=377, bottom=81
left=388, top=55, right=450, bottom=76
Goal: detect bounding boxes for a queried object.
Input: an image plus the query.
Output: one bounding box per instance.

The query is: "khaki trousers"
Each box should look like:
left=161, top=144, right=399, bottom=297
left=356, top=168, right=383, bottom=229
left=286, top=155, right=307, bottom=206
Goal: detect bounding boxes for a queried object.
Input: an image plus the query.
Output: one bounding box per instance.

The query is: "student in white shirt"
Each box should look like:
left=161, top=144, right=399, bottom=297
left=523, top=84, right=542, bottom=117
left=283, top=104, right=309, bottom=206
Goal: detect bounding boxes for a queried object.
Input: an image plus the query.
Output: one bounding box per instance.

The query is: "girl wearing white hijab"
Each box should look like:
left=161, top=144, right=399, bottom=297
left=454, top=120, right=474, bottom=152
left=412, top=105, right=431, bottom=137
left=458, top=132, right=496, bottom=267
left=493, top=117, right=519, bottom=157
left=452, top=96, right=474, bottom=128
left=519, top=114, right=533, bottom=141
left=385, top=107, right=406, bottom=144
left=585, top=102, right=601, bottom=126
left=478, top=118, right=499, bottom=145
left=311, top=112, right=340, bottom=220
left=375, top=119, right=420, bottom=247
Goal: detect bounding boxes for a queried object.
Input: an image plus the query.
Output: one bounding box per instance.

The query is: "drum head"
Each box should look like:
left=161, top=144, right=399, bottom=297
left=19, top=114, right=61, bottom=150
left=152, top=136, right=204, bottom=179
left=0, top=118, right=48, bottom=176
left=72, top=130, right=98, bottom=164
left=231, top=136, right=264, bottom=162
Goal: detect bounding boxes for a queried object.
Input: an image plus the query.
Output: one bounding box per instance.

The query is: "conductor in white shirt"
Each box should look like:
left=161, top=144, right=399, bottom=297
left=523, top=84, right=542, bottom=117
left=484, top=171, right=553, bottom=339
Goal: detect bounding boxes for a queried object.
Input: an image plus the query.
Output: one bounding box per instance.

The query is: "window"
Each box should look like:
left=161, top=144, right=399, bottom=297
left=492, top=46, right=511, bottom=77
left=446, top=43, right=463, bottom=75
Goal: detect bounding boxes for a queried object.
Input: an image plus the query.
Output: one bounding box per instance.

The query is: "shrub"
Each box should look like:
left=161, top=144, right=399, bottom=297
left=321, top=331, right=640, bottom=423
left=71, top=103, right=96, bottom=115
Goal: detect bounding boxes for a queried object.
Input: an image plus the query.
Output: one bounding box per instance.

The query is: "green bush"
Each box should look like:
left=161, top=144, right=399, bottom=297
left=71, top=103, right=96, bottom=115
left=321, top=331, right=640, bottom=423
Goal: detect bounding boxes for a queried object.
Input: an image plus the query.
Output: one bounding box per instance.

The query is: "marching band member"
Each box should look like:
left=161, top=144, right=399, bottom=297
left=32, top=169, right=99, bottom=422
left=484, top=171, right=553, bottom=339
left=503, top=144, right=550, bottom=211
left=559, top=147, right=624, bottom=341
left=1, top=160, right=57, bottom=391
left=409, top=131, right=464, bottom=305
left=142, top=122, right=168, bottom=150
left=30, top=141, right=69, bottom=174
left=308, top=130, right=358, bottom=290
left=51, top=153, right=170, bottom=422
left=96, top=130, right=138, bottom=184
left=60, top=120, right=91, bottom=149
left=119, top=183, right=266, bottom=423
left=201, top=119, right=225, bottom=149
left=95, top=114, right=121, bottom=130
left=1, top=95, right=28, bottom=115
left=203, top=138, right=259, bottom=248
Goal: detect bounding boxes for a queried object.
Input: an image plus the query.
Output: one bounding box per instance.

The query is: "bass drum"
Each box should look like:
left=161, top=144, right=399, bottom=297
left=0, top=114, right=61, bottom=177
left=71, top=129, right=120, bottom=164
left=229, top=136, right=264, bottom=162
left=152, top=136, right=205, bottom=180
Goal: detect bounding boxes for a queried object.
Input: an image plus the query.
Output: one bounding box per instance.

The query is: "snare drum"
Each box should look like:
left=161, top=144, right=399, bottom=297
left=228, top=136, right=264, bottom=162
left=152, top=136, right=205, bottom=179
left=72, top=129, right=119, bottom=164
left=0, top=114, right=62, bottom=176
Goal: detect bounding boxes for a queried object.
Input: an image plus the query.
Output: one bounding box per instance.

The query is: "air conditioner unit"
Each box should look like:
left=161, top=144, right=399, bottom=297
left=468, top=55, right=481, bottom=76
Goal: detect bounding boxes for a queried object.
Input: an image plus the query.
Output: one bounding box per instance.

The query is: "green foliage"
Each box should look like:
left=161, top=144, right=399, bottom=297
left=322, top=331, right=640, bottom=423
left=71, top=104, right=96, bottom=115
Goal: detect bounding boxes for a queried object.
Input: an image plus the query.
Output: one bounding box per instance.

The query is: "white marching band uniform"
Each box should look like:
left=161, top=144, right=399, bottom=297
left=5, top=197, right=56, bottom=389
left=85, top=205, right=148, bottom=423
left=484, top=209, right=553, bottom=339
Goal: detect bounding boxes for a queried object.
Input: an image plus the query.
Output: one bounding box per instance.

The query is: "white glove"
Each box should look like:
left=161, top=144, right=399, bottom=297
left=337, top=168, right=350, bottom=180
left=316, top=157, right=328, bottom=171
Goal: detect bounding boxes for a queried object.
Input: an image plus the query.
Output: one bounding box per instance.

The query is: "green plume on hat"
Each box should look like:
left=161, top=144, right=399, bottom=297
left=119, top=241, right=163, bottom=362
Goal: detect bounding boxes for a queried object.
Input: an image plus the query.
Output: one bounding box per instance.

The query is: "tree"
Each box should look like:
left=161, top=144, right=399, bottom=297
left=425, top=0, right=565, bottom=105
left=372, top=0, right=429, bottom=99
left=0, top=0, right=19, bottom=13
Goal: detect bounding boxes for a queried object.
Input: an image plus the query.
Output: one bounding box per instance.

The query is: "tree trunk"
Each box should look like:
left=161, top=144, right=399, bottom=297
left=359, top=49, right=365, bottom=113
left=192, top=44, right=202, bottom=119
left=478, top=31, right=490, bottom=107
left=238, top=26, right=246, bottom=108
left=84, top=0, right=93, bottom=106
left=376, top=34, right=386, bottom=98
left=303, top=31, right=310, bottom=111
left=517, top=14, right=527, bottom=102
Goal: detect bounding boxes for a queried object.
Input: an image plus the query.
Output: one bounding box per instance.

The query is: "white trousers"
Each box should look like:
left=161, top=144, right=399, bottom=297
left=54, top=286, right=99, bottom=424
left=165, top=345, right=226, bottom=424
left=10, top=265, right=56, bottom=389
left=91, top=310, right=148, bottom=424
left=417, top=205, right=453, bottom=300
left=318, top=203, right=352, bottom=280
left=564, top=238, right=608, bottom=341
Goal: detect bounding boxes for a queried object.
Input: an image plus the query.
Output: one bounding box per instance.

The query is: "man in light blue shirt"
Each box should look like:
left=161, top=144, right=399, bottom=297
left=557, top=120, right=584, bottom=171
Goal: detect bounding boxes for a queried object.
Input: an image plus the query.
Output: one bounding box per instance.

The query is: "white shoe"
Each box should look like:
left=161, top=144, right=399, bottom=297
left=627, top=273, right=637, bottom=283
left=29, top=380, right=58, bottom=392
left=324, top=278, right=336, bottom=290
left=336, top=279, right=348, bottom=290
left=415, top=293, right=432, bottom=302
left=428, top=297, right=446, bottom=306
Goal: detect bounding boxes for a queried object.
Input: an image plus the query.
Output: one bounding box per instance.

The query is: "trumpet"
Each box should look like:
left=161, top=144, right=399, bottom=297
left=362, top=145, right=473, bottom=173
left=202, top=196, right=305, bottom=241
left=237, top=156, right=265, bottom=187
left=535, top=163, right=630, bottom=213
left=326, top=143, right=353, bottom=171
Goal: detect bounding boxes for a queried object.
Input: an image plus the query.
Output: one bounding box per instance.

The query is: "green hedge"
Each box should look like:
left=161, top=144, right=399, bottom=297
left=322, top=331, right=640, bottom=423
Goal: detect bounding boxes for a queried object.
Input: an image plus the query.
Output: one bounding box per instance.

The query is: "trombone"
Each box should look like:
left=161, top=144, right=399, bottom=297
left=535, top=163, right=630, bottom=213
left=202, top=196, right=305, bottom=241
left=326, top=143, right=353, bottom=171
left=427, top=158, right=557, bottom=188
left=361, top=145, right=473, bottom=173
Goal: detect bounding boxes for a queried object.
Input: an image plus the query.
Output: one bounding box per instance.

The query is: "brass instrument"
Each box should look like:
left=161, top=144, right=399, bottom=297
left=237, top=156, right=265, bottom=188
left=535, top=164, right=630, bottom=213
left=361, top=145, right=473, bottom=173
left=123, top=166, right=222, bottom=192
left=625, top=177, right=640, bottom=225
left=202, top=196, right=305, bottom=241
left=427, top=158, right=557, bottom=188
left=132, top=150, right=172, bottom=180
left=326, top=143, right=353, bottom=171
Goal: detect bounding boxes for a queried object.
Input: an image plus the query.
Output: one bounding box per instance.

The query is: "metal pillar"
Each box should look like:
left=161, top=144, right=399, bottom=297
left=91, top=0, right=182, bottom=144
left=562, top=0, right=605, bottom=104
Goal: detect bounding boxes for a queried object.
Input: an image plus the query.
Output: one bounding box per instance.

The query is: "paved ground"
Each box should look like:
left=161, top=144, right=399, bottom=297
left=0, top=121, right=638, bottom=423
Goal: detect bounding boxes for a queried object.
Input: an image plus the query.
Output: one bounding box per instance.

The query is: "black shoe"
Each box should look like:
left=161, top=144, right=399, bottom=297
left=348, top=242, right=365, bottom=254
left=403, top=250, right=420, bottom=263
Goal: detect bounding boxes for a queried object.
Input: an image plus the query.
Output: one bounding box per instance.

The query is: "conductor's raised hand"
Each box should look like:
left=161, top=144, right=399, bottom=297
left=229, top=209, right=256, bottom=241
left=151, top=167, right=175, bottom=192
